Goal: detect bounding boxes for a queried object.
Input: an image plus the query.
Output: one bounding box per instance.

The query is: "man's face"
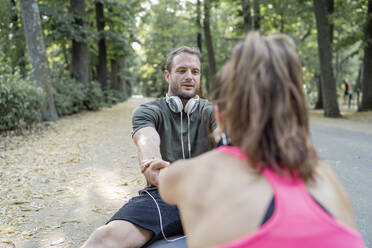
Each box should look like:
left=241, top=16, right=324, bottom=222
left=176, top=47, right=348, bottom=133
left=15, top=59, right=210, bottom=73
left=164, top=53, right=201, bottom=100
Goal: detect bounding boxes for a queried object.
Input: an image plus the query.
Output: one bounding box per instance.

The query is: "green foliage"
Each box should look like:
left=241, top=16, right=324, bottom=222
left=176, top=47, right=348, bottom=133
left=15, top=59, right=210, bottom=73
left=138, top=0, right=199, bottom=97
left=87, top=0, right=142, bottom=76
left=0, top=60, right=129, bottom=130
left=50, top=71, right=87, bottom=115
left=2, top=0, right=370, bottom=130
left=0, top=61, right=43, bottom=130
left=119, top=67, right=134, bottom=97
left=0, top=0, right=27, bottom=77
left=104, top=0, right=142, bottom=58
left=50, top=71, right=125, bottom=113
left=135, top=0, right=369, bottom=104
left=103, top=89, right=127, bottom=106
left=84, top=81, right=104, bottom=111
left=1, top=0, right=142, bottom=131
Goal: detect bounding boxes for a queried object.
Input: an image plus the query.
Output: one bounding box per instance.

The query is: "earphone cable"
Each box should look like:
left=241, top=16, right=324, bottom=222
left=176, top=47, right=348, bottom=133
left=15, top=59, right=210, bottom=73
left=143, top=190, right=186, bottom=242
left=180, top=112, right=185, bottom=160
left=187, top=113, right=191, bottom=158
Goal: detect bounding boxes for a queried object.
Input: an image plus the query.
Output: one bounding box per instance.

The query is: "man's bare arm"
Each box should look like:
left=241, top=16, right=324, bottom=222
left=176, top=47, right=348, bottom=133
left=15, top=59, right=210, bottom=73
left=132, top=126, right=169, bottom=186
left=133, top=126, right=161, bottom=168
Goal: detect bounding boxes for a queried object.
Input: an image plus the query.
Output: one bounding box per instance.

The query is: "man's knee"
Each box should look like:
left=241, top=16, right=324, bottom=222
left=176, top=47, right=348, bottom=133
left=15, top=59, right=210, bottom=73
left=83, top=220, right=153, bottom=248
left=83, top=224, right=120, bottom=248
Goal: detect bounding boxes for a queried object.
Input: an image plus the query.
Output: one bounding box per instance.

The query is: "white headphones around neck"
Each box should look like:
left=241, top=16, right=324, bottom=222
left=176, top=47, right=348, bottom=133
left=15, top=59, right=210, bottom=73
left=165, top=94, right=200, bottom=159
left=165, top=94, right=199, bottom=114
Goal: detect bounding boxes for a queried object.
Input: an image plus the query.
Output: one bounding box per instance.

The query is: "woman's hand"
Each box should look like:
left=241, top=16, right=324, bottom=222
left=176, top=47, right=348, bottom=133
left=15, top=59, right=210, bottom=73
left=142, top=158, right=170, bottom=186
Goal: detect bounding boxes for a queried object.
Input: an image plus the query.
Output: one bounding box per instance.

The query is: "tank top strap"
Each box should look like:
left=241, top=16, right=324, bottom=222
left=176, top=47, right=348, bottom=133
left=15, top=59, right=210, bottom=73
left=262, top=168, right=313, bottom=215
left=215, top=146, right=310, bottom=210
left=215, top=145, right=248, bottom=160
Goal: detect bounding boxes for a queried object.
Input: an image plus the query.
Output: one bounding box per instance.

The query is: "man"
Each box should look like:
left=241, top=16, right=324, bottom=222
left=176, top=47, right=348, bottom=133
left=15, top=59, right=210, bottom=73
left=82, top=46, right=216, bottom=248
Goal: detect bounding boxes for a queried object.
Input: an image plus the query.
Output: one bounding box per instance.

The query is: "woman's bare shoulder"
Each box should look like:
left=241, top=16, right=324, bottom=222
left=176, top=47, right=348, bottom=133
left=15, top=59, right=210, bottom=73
left=171, top=149, right=225, bottom=171
left=309, top=160, right=358, bottom=230
left=158, top=150, right=220, bottom=204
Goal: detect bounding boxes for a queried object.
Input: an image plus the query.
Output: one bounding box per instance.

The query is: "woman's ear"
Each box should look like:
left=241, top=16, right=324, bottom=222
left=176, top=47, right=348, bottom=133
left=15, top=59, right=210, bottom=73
left=214, top=104, right=223, bottom=128
left=213, top=104, right=229, bottom=145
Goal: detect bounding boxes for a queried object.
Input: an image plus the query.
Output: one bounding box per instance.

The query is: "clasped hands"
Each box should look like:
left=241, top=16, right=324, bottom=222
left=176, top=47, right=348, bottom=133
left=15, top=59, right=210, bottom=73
left=141, top=157, right=170, bottom=186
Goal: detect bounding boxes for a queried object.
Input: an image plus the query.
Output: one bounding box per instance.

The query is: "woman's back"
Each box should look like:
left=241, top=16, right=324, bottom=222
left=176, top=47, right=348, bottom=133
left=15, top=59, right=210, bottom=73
left=163, top=147, right=364, bottom=248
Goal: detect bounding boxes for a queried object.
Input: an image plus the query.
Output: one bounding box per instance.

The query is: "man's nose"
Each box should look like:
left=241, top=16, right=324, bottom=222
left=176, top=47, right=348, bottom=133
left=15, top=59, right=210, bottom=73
left=185, top=69, right=193, bottom=80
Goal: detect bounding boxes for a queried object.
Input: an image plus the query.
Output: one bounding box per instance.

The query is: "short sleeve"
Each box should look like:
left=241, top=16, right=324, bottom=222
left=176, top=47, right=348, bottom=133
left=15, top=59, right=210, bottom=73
left=131, top=103, right=160, bottom=137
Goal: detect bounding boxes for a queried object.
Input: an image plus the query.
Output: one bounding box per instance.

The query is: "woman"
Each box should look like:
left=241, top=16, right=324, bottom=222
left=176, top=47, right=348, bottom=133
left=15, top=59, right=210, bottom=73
left=158, top=32, right=366, bottom=248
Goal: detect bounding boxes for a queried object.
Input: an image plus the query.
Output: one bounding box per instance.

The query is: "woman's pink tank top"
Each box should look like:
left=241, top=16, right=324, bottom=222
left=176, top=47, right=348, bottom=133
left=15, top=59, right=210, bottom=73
left=213, top=145, right=366, bottom=248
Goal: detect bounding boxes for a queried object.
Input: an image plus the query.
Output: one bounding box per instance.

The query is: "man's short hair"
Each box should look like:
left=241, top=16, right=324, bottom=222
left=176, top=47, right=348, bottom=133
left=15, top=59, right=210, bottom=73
left=166, top=46, right=201, bottom=72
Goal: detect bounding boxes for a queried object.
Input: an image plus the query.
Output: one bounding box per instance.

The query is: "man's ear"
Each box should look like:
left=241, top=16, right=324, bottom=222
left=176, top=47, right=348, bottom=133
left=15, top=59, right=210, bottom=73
left=164, top=70, right=170, bottom=84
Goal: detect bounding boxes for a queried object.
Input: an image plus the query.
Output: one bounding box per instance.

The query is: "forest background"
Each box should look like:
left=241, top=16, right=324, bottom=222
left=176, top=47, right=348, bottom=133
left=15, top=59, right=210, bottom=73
left=0, top=0, right=372, bottom=131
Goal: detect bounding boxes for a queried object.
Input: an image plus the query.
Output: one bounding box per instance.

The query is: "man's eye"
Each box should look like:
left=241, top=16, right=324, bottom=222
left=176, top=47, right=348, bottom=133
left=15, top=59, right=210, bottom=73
left=178, top=70, right=186, bottom=73
left=192, top=70, right=200, bottom=75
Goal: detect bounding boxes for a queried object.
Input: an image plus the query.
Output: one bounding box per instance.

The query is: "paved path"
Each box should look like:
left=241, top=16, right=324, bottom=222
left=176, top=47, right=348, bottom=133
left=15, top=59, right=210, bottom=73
left=310, top=117, right=372, bottom=247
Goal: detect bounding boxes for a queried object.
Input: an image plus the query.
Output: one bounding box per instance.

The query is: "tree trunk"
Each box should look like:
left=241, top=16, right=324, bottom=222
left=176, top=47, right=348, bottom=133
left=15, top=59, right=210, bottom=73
left=10, top=0, right=26, bottom=77
left=242, top=0, right=252, bottom=32
left=314, top=74, right=323, bottom=109
left=118, top=56, right=127, bottom=93
left=314, top=0, right=334, bottom=110
left=196, top=0, right=202, bottom=53
left=203, top=0, right=217, bottom=93
left=253, top=0, right=260, bottom=30
left=70, top=0, right=90, bottom=84
left=110, top=59, right=119, bottom=90
left=359, top=0, right=372, bottom=111
left=327, top=0, right=334, bottom=44
left=313, top=0, right=340, bottom=117
left=20, top=0, right=58, bottom=121
left=356, top=65, right=362, bottom=108
left=279, top=4, right=285, bottom=33
left=95, top=0, right=108, bottom=89
left=196, top=0, right=203, bottom=97
left=356, top=64, right=363, bottom=90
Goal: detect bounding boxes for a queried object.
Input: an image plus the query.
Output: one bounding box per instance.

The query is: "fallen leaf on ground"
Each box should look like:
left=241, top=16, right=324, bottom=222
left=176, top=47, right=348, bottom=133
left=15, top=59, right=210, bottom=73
left=0, top=240, right=15, bottom=248
left=0, top=225, right=18, bottom=233
left=50, top=237, right=65, bottom=246
left=91, top=205, right=102, bottom=213
left=61, top=219, right=80, bottom=224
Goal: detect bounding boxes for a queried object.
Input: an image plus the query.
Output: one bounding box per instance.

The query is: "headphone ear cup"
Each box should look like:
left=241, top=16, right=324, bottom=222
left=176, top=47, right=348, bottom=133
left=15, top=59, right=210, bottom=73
left=184, top=97, right=199, bottom=114
left=167, top=95, right=183, bottom=113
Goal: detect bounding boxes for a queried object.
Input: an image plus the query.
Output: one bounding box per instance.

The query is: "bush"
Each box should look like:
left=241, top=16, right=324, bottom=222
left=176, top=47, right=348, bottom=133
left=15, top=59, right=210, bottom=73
left=103, top=89, right=128, bottom=106
left=1, top=57, right=130, bottom=130
left=0, top=71, right=43, bottom=131
left=84, top=81, right=104, bottom=111
left=50, top=72, right=114, bottom=113
left=50, top=71, right=87, bottom=115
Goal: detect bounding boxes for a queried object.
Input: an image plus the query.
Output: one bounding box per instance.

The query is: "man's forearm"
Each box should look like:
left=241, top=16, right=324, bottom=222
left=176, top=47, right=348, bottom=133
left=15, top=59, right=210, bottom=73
left=132, top=127, right=170, bottom=186
left=133, top=127, right=162, bottom=172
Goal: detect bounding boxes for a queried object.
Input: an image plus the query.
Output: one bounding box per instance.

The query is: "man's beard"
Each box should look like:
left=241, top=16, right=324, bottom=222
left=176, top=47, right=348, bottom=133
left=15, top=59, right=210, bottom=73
left=170, top=81, right=199, bottom=100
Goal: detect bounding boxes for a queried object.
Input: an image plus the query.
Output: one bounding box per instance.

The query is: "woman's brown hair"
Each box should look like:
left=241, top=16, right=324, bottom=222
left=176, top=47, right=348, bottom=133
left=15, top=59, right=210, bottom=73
left=213, top=32, right=318, bottom=181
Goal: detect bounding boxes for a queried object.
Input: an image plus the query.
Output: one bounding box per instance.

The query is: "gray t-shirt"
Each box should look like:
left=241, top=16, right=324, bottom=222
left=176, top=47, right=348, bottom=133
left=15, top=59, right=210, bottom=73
left=132, top=97, right=216, bottom=191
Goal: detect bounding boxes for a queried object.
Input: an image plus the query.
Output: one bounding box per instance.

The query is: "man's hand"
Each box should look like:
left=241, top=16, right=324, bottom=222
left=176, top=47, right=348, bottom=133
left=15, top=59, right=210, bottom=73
left=142, top=158, right=170, bottom=187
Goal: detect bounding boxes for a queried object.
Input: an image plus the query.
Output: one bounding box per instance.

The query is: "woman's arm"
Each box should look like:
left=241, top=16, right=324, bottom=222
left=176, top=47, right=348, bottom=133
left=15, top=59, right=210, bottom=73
left=159, top=160, right=187, bottom=205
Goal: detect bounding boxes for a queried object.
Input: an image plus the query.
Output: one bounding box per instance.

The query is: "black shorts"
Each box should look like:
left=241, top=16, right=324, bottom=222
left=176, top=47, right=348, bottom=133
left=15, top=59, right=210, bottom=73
left=107, top=190, right=184, bottom=248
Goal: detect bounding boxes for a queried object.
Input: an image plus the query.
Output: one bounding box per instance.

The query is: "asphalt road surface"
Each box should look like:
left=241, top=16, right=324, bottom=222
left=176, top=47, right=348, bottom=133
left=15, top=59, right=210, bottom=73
left=310, top=117, right=372, bottom=247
